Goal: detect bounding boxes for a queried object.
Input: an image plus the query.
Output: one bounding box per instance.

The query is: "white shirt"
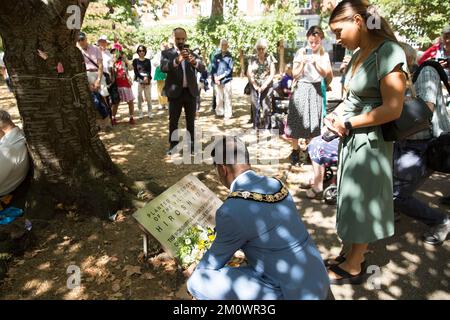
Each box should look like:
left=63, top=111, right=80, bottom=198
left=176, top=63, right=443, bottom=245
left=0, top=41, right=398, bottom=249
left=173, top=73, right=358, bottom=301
left=173, top=49, right=200, bottom=88
left=294, top=49, right=330, bottom=84
left=0, top=127, right=30, bottom=196
left=101, top=50, right=113, bottom=75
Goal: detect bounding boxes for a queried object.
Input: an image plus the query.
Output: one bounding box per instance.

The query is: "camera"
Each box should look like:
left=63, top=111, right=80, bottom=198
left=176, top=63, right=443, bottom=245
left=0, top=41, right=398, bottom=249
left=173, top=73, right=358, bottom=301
left=181, top=44, right=191, bottom=53
left=305, top=48, right=313, bottom=55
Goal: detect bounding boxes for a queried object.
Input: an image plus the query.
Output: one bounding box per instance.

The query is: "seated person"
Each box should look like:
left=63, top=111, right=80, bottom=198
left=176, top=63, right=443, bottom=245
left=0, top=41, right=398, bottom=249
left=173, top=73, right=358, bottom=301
left=279, top=63, right=293, bottom=97
left=186, top=136, right=330, bottom=300
left=0, top=110, right=30, bottom=197
left=393, top=43, right=450, bottom=246
left=273, top=64, right=293, bottom=99
left=304, top=134, right=339, bottom=199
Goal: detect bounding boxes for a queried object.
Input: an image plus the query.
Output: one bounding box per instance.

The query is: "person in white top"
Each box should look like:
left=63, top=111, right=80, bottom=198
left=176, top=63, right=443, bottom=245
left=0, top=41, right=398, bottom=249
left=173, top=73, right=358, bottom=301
left=287, top=26, right=333, bottom=166
left=0, top=110, right=30, bottom=196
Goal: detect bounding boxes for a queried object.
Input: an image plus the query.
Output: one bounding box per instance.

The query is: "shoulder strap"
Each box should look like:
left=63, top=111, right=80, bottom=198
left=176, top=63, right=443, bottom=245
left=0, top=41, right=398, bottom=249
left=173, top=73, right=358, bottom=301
left=81, top=50, right=99, bottom=70
left=413, top=60, right=450, bottom=95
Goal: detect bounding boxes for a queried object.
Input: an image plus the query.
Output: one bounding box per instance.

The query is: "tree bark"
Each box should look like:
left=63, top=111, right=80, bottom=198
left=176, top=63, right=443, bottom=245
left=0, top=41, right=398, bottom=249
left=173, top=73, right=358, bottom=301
left=278, top=39, right=285, bottom=74
left=211, top=0, right=224, bottom=17
left=239, top=49, right=245, bottom=78
left=0, top=0, right=129, bottom=219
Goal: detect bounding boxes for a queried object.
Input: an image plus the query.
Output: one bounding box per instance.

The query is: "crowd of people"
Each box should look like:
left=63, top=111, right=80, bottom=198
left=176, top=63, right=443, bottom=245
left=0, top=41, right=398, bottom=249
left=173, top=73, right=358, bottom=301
left=0, top=0, right=449, bottom=301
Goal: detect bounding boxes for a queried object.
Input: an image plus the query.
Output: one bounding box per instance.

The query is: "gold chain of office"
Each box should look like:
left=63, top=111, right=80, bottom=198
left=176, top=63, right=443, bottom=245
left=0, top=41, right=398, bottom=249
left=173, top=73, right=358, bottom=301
left=227, top=178, right=289, bottom=203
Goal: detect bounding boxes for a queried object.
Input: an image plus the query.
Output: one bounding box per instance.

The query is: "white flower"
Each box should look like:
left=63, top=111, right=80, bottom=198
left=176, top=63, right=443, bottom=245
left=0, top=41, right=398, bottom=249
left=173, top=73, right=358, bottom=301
left=185, top=238, right=192, bottom=245
left=182, top=255, right=194, bottom=265
left=199, top=231, right=209, bottom=241
left=191, top=248, right=199, bottom=258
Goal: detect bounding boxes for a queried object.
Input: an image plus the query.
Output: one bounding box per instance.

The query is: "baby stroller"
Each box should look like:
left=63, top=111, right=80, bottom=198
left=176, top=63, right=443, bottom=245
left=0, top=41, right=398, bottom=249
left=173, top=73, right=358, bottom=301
left=321, top=99, right=343, bottom=205
left=323, top=159, right=338, bottom=205
left=270, top=82, right=290, bottom=133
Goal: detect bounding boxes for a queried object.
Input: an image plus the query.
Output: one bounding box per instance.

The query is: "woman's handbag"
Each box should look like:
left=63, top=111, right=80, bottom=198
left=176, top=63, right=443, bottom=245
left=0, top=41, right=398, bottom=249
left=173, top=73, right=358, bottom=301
left=244, top=82, right=251, bottom=95
left=381, top=81, right=433, bottom=141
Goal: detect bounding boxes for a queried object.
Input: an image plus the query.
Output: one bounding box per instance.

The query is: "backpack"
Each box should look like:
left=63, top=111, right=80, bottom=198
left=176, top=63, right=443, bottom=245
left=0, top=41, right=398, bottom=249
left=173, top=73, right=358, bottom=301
left=413, top=60, right=450, bottom=95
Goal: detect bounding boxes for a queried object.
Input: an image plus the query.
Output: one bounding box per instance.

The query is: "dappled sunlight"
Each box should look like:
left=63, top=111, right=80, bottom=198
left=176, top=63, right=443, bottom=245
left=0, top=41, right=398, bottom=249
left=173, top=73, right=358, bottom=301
left=1, top=77, right=449, bottom=299
left=23, top=279, right=54, bottom=297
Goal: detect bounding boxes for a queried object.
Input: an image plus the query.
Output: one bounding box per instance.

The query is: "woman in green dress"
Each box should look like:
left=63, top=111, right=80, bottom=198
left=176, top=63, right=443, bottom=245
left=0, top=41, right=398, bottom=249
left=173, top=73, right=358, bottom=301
left=325, top=0, right=407, bottom=284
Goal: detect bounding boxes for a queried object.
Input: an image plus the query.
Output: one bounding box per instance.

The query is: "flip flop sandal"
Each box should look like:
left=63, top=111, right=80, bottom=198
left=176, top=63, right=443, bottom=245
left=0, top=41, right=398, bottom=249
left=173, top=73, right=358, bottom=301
left=324, top=255, right=346, bottom=267
left=328, top=262, right=367, bottom=285
left=306, top=188, right=323, bottom=199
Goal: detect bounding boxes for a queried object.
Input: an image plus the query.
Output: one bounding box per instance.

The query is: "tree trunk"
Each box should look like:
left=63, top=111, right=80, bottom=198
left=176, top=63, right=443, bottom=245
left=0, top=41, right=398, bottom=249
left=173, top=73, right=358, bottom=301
left=211, top=0, right=224, bottom=17
left=278, top=39, right=285, bottom=74
left=239, top=49, right=245, bottom=78
left=0, top=0, right=129, bottom=219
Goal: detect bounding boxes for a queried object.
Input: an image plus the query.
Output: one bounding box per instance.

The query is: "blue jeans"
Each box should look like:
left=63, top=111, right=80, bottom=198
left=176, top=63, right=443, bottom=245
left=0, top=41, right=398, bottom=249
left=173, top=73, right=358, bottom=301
left=393, top=140, right=448, bottom=226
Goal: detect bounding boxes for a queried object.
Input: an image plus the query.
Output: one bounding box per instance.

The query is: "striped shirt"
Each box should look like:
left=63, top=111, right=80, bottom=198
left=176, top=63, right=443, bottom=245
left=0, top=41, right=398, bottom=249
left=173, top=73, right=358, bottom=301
left=407, top=66, right=450, bottom=140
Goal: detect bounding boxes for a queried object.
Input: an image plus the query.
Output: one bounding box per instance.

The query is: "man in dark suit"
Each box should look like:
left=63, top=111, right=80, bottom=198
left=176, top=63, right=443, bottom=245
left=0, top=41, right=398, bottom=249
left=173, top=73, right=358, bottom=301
left=161, top=27, right=206, bottom=155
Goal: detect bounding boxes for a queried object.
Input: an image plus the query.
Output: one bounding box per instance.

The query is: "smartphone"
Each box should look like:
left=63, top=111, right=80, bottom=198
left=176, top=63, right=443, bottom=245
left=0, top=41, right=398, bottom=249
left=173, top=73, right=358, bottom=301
left=322, top=130, right=339, bottom=142
left=182, top=44, right=190, bottom=52
left=305, top=48, right=313, bottom=55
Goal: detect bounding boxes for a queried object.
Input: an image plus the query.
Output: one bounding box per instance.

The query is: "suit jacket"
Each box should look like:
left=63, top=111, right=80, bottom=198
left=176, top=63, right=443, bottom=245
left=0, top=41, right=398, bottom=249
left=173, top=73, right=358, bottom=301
left=160, top=47, right=206, bottom=99
left=196, top=170, right=330, bottom=300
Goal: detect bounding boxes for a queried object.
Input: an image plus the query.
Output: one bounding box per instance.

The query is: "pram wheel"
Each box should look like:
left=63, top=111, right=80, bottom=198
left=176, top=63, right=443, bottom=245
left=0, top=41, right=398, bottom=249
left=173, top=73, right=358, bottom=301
left=324, top=167, right=333, bottom=182
left=324, top=185, right=338, bottom=205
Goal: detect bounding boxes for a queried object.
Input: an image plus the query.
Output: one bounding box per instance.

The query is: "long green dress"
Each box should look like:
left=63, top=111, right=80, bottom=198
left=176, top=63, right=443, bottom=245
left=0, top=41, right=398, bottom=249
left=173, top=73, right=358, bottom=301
left=337, top=40, right=408, bottom=243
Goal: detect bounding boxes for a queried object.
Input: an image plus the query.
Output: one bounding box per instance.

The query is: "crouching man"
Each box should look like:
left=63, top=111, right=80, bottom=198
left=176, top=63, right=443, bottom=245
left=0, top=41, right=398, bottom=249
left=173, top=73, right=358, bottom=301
left=186, top=136, right=330, bottom=300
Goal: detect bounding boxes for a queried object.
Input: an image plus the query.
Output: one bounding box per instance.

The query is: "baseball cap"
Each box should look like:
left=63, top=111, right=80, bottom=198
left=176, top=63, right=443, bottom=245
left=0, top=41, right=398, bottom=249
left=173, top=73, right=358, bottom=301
left=98, top=35, right=110, bottom=43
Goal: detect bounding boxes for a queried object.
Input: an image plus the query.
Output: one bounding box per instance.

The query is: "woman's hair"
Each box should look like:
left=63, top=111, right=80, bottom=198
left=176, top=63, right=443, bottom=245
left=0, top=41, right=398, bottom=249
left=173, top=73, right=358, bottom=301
left=329, top=0, right=397, bottom=43
left=306, top=26, right=325, bottom=39
left=306, top=26, right=325, bottom=55
left=136, top=45, right=147, bottom=55
left=399, top=42, right=417, bottom=72
left=255, top=38, right=268, bottom=50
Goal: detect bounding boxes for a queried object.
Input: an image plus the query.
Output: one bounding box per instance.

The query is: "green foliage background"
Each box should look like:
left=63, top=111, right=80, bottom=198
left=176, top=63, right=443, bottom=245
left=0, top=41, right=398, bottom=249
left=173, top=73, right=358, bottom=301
left=82, top=0, right=299, bottom=73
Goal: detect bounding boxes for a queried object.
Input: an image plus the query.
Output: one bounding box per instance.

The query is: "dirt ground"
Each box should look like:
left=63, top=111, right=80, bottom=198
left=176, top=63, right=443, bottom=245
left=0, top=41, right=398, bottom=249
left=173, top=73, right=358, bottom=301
left=0, top=78, right=449, bottom=300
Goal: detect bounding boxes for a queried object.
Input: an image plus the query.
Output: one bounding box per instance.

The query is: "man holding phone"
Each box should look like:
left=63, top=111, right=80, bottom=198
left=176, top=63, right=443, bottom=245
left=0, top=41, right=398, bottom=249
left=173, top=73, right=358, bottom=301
left=160, top=27, right=206, bottom=155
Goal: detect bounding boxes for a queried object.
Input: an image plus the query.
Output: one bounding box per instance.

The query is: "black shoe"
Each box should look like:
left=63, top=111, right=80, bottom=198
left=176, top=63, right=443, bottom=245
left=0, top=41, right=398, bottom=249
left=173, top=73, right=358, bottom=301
left=440, top=196, right=450, bottom=206
left=290, top=149, right=300, bottom=165
left=422, top=220, right=450, bottom=246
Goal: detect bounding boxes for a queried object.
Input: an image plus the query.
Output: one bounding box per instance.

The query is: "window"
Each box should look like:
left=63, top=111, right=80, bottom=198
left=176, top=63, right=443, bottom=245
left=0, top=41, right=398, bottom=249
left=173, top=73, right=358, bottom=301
left=254, top=0, right=264, bottom=13
left=305, top=19, right=310, bottom=30
left=200, top=2, right=208, bottom=16
left=300, top=0, right=312, bottom=9
left=169, top=4, right=177, bottom=16
left=184, top=3, right=192, bottom=16
left=238, top=0, right=247, bottom=12
left=298, top=19, right=305, bottom=28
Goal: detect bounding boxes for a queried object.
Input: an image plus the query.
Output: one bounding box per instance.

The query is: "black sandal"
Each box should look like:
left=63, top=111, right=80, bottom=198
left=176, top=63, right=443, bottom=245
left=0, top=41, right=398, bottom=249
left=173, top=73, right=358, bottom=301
left=328, top=262, right=367, bottom=285
left=324, top=255, right=346, bottom=267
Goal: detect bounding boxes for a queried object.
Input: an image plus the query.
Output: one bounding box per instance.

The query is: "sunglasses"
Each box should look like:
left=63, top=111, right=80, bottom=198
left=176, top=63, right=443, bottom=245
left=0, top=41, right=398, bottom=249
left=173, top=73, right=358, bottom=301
left=257, top=47, right=265, bottom=51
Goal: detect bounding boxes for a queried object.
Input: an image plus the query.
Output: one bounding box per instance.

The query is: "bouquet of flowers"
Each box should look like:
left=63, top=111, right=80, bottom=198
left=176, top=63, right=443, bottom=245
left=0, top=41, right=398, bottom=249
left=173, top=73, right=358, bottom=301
left=174, top=225, right=216, bottom=268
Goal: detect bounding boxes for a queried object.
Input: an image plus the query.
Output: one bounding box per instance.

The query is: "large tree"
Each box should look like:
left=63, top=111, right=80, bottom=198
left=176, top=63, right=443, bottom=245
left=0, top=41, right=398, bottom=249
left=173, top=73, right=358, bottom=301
left=0, top=0, right=130, bottom=219
left=372, top=0, right=450, bottom=47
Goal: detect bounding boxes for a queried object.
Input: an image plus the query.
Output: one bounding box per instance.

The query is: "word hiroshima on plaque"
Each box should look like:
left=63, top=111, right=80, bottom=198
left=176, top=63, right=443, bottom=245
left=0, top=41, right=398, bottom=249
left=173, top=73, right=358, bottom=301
left=132, top=174, right=222, bottom=257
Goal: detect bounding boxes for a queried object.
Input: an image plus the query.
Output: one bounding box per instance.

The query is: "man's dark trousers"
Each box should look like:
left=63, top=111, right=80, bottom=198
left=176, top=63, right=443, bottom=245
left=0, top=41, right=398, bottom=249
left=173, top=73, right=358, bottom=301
left=169, top=88, right=196, bottom=149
